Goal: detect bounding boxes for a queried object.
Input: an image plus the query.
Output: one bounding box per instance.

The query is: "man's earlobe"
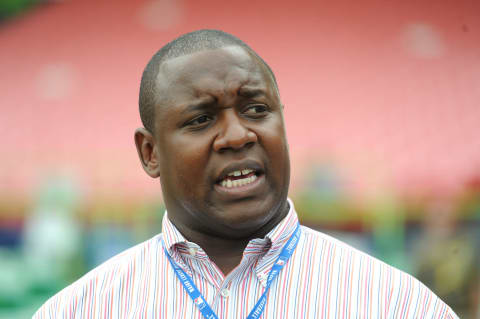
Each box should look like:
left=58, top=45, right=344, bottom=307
left=134, top=128, right=160, bottom=178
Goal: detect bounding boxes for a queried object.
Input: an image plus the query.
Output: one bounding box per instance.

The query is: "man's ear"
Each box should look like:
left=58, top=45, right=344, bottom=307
left=134, top=128, right=160, bottom=178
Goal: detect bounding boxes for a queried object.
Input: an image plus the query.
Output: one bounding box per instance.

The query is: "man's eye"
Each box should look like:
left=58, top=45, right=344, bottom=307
left=244, top=104, right=268, bottom=116
left=187, top=115, right=212, bottom=127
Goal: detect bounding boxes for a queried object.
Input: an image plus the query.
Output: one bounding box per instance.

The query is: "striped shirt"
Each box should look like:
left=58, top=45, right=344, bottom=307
left=34, top=199, right=458, bottom=318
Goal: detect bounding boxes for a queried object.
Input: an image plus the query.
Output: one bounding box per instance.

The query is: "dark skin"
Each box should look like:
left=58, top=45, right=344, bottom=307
left=135, top=46, right=290, bottom=275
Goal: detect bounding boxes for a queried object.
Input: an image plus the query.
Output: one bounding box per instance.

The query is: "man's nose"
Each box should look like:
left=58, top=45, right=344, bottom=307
left=213, top=112, right=258, bottom=152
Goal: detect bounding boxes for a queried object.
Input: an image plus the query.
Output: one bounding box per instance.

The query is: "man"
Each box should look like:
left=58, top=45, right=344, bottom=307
left=34, top=30, right=458, bottom=318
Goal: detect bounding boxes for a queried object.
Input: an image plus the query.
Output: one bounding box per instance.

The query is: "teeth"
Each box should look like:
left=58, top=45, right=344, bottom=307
left=221, top=174, right=257, bottom=189
left=228, top=170, right=240, bottom=177
left=227, top=169, right=254, bottom=177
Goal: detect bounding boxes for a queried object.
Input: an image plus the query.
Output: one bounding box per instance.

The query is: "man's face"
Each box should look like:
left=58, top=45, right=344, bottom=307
left=150, top=46, right=290, bottom=238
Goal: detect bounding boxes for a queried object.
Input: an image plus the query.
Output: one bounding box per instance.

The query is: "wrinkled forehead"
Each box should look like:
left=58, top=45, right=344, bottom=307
left=155, top=46, right=273, bottom=101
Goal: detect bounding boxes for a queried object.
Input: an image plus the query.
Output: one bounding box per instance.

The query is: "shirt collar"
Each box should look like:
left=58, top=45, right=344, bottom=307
left=259, top=198, right=299, bottom=251
left=161, top=211, right=188, bottom=253
left=161, top=198, right=299, bottom=254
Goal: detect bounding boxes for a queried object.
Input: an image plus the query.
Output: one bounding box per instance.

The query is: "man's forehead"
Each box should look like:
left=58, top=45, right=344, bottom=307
left=156, top=46, right=269, bottom=90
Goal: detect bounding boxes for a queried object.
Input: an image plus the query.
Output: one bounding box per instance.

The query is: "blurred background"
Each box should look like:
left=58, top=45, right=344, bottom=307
left=1, top=0, right=479, bottom=317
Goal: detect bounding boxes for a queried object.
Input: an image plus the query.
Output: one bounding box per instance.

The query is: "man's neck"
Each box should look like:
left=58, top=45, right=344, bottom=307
left=190, top=234, right=250, bottom=275
left=171, top=202, right=290, bottom=276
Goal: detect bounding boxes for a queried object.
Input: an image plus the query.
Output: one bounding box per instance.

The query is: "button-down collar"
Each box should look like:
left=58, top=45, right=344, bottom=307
left=161, top=198, right=298, bottom=260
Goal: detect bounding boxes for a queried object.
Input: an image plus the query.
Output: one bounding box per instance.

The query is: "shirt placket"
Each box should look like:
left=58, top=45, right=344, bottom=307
left=211, top=253, right=262, bottom=317
left=178, top=243, right=227, bottom=307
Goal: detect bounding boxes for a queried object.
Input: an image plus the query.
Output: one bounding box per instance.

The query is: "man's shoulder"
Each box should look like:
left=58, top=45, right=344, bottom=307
left=300, top=225, right=377, bottom=257
left=300, top=224, right=418, bottom=281
left=299, top=225, right=458, bottom=318
left=301, top=224, right=397, bottom=265
left=33, top=233, right=164, bottom=318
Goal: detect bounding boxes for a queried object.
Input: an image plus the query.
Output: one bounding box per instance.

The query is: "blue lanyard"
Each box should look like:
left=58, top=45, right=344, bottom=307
left=163, top=223, right=301, bottom=319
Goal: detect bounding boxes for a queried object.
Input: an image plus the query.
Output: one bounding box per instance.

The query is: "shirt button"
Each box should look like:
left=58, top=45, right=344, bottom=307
left=220, top=289, right=230, bottom=298
left=260, top=273, right=268, bottom=281
left=188, top=247, right=197, bottom=256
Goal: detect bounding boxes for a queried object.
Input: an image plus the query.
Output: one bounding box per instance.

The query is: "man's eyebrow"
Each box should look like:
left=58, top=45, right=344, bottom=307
left=237, top=87, right=266, bottom=98
left=180, top=98, right=215, bottom=114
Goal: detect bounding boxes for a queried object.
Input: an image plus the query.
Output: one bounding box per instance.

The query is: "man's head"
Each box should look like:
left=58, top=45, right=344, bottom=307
left=139, top=30, right=279, bottom=133
left=135, top=29, right=290, bottom=240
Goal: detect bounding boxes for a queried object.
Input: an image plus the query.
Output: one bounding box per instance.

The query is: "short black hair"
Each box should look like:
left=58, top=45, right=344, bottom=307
left=138, top=29, right=278, bottom=132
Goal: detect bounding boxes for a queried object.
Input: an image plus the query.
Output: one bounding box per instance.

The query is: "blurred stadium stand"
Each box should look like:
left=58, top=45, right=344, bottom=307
left=0, top=0, right=479, bottom=317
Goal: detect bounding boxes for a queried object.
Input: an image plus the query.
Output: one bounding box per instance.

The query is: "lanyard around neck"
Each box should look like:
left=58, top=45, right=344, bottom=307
left=163, top=223, right=301, bottom=319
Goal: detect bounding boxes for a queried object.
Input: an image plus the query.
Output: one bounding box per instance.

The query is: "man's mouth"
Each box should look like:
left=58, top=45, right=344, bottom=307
left=219, top=169, right=258, bottom=188
left=214, top=160, right=266, bottom=197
